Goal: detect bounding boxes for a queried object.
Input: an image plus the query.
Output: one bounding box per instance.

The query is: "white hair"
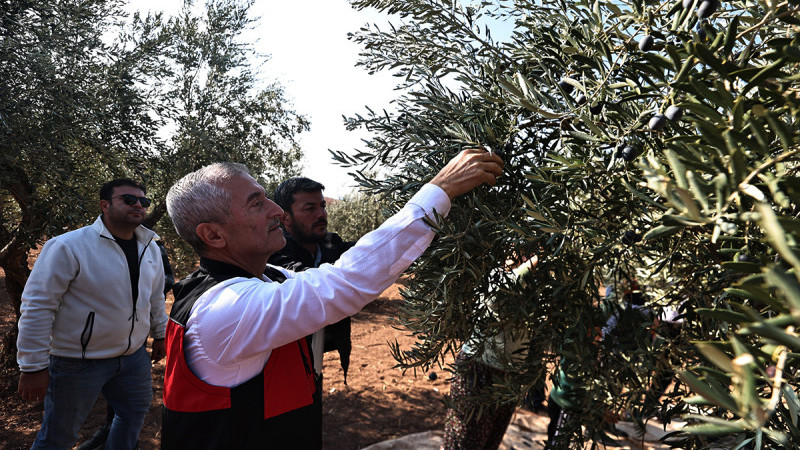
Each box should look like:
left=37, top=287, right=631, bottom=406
left=166, top=162, right=252, bottom=254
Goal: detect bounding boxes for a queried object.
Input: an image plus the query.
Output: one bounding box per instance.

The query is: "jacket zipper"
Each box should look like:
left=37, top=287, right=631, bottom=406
left=101, top=233, right=154, bottom=354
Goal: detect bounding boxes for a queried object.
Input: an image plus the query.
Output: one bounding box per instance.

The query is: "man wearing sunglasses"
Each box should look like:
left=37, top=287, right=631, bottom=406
left=17, top=178, right=169, bottom=450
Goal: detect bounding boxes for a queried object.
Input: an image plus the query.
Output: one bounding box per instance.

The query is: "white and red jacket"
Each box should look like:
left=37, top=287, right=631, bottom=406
left=162, top=262, right=318, bottom=449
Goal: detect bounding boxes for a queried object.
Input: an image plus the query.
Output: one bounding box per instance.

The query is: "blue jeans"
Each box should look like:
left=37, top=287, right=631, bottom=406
left=32, top=344, right=152, bottom=450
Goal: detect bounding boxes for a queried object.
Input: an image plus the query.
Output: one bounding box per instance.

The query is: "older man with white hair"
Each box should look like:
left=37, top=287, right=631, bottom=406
left=161, top=149, right=503, bottom=449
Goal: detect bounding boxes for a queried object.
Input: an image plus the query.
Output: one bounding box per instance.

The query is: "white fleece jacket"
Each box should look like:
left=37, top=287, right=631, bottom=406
left=17, top=216, right=168, bottom=372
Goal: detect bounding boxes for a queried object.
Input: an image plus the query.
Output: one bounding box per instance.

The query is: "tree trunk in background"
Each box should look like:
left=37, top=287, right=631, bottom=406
left=143, top=202, right=167, bottom=231
left=0, top=248, right=30, bottom=368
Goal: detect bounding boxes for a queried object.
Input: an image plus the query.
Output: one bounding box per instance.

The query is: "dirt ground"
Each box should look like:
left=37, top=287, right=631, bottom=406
left=0, top=276, right=456, bottom=450
left=0, top=268, right=686, bottom=450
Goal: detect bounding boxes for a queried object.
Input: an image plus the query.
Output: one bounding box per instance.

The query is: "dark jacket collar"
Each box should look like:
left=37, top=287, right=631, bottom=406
left=281, top=232, right=317, bottom=266
left=199, top=257, right=259, bottom=280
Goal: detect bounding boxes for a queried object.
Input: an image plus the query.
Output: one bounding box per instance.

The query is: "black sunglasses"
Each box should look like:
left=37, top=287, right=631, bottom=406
left=111, top=194, right=152, bottom=208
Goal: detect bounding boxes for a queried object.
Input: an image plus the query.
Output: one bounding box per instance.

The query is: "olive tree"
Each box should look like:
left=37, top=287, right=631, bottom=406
left=327, top=188, right=389, bottom=242
left=340, top=0, right=800, bottom=447
left=0, top=0, right=167, bottom=365
left=140, top=0, right=309, bottom=274
left=0, top=0, right=307, bottom=364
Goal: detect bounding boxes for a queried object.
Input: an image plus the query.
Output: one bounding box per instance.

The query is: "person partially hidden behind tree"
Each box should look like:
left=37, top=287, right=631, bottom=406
left=160, top=149, right=502, bottom=449
left=267, top=177, right=355, bottom=446
left=441, top=256, right=537, bottom=450
left=77, top=240, right=175, bottom=450
left=546, top=279, right=653, bottom=448
left=17, top=179, right=168, bottom=450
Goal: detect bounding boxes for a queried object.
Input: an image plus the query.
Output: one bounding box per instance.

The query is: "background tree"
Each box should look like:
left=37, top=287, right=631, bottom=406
left=140, top=0, right=309, bottom=272
left=0, top=0, right=307, bottom=365
left=340, top=0, right=800, bottom=447
left=0, top=0, right=165, bottom=366
left=327, top=189, right=389, bottom=241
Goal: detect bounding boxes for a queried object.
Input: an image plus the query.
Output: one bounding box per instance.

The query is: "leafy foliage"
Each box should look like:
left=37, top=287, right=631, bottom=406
left=342, top=0, right=800, bottom=447
left=0, top=0, right=307, bottom=363
left=0, top=0, right=159, bottom=312
left=139, top=0, right=309, bottom=275
left=327, top=190, right=389, bottom=242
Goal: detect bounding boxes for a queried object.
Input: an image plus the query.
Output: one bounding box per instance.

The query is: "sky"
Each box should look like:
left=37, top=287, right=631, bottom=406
left=133, top=0, right=400, bottom=198
left=252, top=2, right=399, bottom=198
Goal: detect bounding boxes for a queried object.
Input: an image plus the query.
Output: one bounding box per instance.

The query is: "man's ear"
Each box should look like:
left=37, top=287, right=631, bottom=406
left=99, top=199, right=110, bottom=215
left=196, top=223, right=227, bottom=249
left=279, top=211, right=292, bottom=229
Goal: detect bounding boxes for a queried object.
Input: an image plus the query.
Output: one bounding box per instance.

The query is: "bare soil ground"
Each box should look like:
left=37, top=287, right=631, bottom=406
left=0, top=268, right=683, bottom=450
left=0, top=276, right=453, bottom=450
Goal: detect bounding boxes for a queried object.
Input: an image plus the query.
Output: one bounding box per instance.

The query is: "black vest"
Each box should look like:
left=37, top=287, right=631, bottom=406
left=161, top=258, right=318, bottom=450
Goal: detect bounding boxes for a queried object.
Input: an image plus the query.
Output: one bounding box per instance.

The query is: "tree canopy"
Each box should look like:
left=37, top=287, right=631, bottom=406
left=327, top=188, right=389, bottom=242
left=341, top=0, right=800, bottom=447
left=0, top=0, right=307, bottom=363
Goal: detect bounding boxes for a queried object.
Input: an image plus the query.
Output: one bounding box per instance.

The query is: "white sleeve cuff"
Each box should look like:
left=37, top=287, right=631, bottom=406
left=408, top=183, right=451, bottom=220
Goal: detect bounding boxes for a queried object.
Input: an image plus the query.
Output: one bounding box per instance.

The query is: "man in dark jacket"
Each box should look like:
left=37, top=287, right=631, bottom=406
left=268, top=177, right=354, bottom=446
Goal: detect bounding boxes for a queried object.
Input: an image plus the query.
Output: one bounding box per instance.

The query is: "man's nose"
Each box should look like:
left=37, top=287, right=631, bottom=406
left=267, top=199, right=284, bottom=217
